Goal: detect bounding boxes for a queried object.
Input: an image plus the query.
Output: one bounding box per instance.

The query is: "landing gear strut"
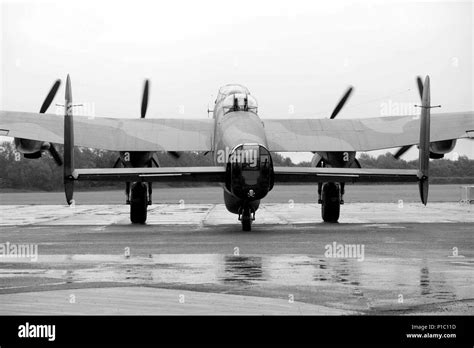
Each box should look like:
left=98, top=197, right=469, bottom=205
left=125, top=182, right=131, bottom=204
left=147, top=182, right=153, bottom=205
left=130, top=182, right=148, bottom=224
left=239, top=205, right=255, bottom=231
left=320, top=182, right=341, bottom=223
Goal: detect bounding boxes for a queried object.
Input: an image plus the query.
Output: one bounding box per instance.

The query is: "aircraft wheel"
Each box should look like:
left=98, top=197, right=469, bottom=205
left=242, top=216, right=252, bottom=231
left=321, top=182, right=340, bottom=223
left=241, top=208, right=252, bottom=231
left=130, top=182, right=148, bottom=224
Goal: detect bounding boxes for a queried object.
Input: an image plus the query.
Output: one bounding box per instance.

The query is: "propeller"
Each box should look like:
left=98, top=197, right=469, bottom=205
left=40, top=79, right=63, bottom=165
left=330, top=86, right=354, bottom=119
left=141, top=79, right=149, bottom=118
left=113, top=79, right=180, bottom=165
left=40, top=80, right=61, bottom=113
left=393, top=145, right=411, bottom=159
left=139, top=78, right=181, bottom=159
left=416, top=76, right=423, bottom=100
left=309, top=86, right=354, bottom=159
left=48, top=143, right=63, bottom=165
left=393, top=76, right=424, bottom=160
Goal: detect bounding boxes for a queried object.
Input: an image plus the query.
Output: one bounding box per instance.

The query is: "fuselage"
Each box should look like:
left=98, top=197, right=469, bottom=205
left=210, top=84, right=274, bottom=214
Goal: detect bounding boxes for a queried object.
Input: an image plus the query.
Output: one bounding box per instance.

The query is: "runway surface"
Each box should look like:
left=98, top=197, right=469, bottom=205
left=0, top=184, right=465, bottom=205
left=0, top=198, right=473, bottom=315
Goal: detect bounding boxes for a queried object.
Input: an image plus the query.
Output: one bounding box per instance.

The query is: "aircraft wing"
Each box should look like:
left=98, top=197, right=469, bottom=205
left=0, top=111, right=214, bottom=152
left=71, top=166, right=226, bottom=183
left=264, top=112, right=474, bottom=152
left=274, top=167, right=420, bottom=183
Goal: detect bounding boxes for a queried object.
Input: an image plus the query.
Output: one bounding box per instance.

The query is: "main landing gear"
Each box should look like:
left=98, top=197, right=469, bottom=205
left=318, top=182, right=342, bottom=223
left=238, top=205, right=255, bottom=231
left=128, top=182, right=151, bottom=224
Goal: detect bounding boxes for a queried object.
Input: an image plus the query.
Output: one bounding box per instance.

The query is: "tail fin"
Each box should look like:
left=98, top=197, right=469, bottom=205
left=417, top=76, right=431, bottom=205
left=64, top=74, right=75, bottom=205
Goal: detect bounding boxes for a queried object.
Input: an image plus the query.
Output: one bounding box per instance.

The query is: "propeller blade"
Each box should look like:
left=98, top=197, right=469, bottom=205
left=416, top=76, right=423, bottom=100
left=39, top=79, right=61, bottom=113
left=113, top=157, right=122, bottom=168
left=151, top=154, right=160, bottom=167
left=330, top=86, right=353, bottom=119
left=48, top=144, right=63, bottom=166
left=141, top=79, right=150, bottom=118
left=394, top=76, right=425, bottom=160
left=168, top=151, right=180, bottom=159
left=393, top=145, right=412, bottom=159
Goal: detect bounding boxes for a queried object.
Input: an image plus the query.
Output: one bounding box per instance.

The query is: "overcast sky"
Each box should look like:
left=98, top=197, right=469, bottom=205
left=1, top=0, right=472, bottom=161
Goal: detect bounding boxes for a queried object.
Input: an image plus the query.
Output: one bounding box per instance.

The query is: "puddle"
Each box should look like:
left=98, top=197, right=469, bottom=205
left=0, top=254, right=471, bottom=303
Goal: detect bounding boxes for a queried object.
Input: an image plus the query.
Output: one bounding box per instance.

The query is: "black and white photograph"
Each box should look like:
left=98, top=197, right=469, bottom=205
left=0, top=0, right=473, bottom=346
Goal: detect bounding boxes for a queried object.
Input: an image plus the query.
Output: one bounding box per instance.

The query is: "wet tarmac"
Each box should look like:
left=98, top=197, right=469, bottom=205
left=1, top=202, right=473, bottom=226
left=0, top=203, right=473, bottom=315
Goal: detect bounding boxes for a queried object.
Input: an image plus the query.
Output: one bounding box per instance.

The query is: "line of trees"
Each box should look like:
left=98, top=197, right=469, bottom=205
left=0, top=141, right=472, bottom=191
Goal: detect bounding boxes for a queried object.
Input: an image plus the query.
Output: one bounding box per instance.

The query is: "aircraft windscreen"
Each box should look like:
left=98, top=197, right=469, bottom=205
left=221, top=93, right=258, bottom=114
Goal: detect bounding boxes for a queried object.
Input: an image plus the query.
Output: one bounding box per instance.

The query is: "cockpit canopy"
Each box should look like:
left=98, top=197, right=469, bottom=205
left=217, top=84, right=250, bottom=102
left=216, top=84, right=258, bottom=114
left=221, top=93, right=258, bottom=114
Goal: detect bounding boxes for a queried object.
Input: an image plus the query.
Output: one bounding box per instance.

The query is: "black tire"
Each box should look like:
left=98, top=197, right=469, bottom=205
left=321, top=182, right=340, bottom=223
left=130, top=182, right=148, bottom=224
left=242, top=216, right=251, bottom=231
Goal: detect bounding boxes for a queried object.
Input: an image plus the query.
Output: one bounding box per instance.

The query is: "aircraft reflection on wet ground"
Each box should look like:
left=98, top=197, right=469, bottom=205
left=0, top=253, right=467, bottom=312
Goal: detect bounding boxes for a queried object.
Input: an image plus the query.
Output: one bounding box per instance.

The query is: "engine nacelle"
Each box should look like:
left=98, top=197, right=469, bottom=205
left=312, top=151, right=360, bottom=168
left=119, top=151, right=154, bottom=167
left=14, top=138, right=50, bottom=156
left=429, top=139, right=456, bottom=158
